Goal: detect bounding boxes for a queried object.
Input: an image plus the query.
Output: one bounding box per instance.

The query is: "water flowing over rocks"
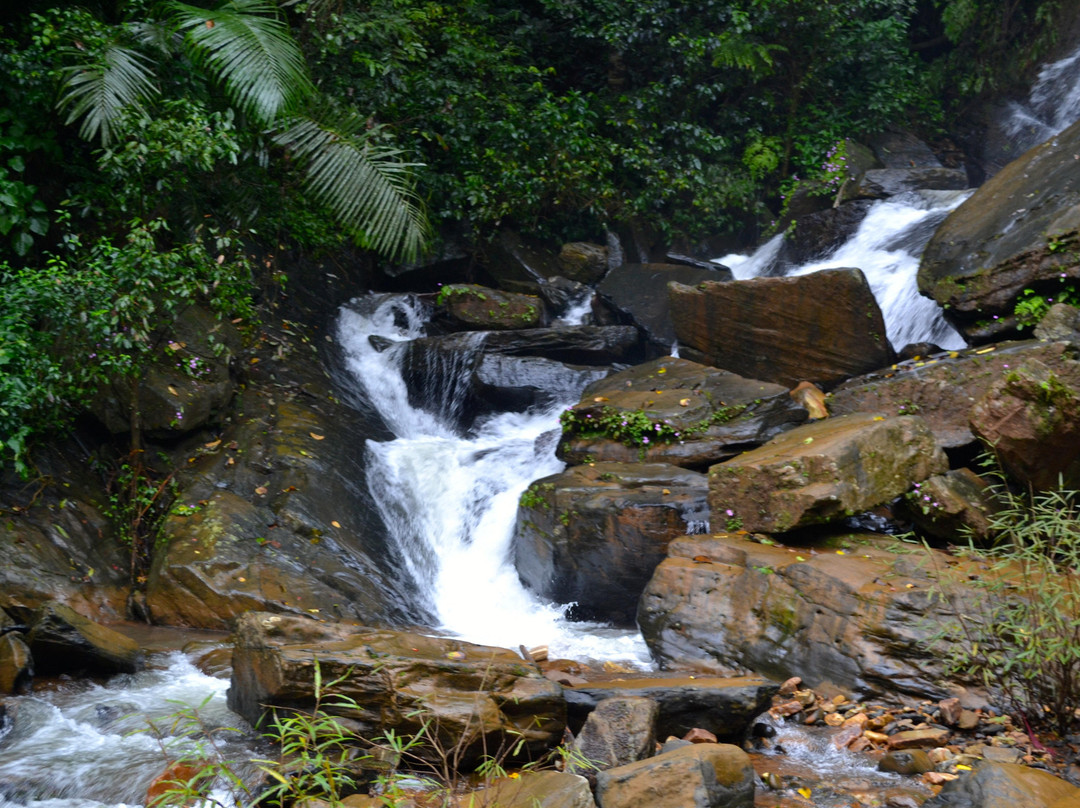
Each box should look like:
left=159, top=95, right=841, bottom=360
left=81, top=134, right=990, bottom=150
left=228, top=612, right=566, bottom=766
left=919, top=117, right=1080, bottom=341
left=638, top=533, right=967, bottom=698
left=556, top=357, right=806, bottom=469
left=669, top=268, right=894, bottom=387
left=513, top=461, right=709, bottom=625
left=708, top=413, right=947, bottom=534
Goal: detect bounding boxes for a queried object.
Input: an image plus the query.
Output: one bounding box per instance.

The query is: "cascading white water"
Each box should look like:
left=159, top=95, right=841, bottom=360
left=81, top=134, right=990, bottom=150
left=0, top=654, right=259, bottom=808
left=337, top=294, right=652, bottom=665
left=716, top=190, right=971, bottom=350
left=1005, top=41, right=1080, bottom=153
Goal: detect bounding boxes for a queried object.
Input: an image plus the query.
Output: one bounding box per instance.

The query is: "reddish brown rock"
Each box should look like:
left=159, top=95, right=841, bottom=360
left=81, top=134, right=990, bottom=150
left=887, top=728, right=951, bottom=749
left=669, top=268, right=894, bottom=387
left=969, top=358, right=1080, bottom=490
left=595, top=743, right=755, bottom=808
left=708, top=413, right=947, bottom=534
left=684, top=728, right=718, bottom=744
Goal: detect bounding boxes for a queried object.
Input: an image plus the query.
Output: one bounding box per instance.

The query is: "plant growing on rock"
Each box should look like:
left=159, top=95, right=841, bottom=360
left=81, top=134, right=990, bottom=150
left=923, top=474, right=1080, bottom=736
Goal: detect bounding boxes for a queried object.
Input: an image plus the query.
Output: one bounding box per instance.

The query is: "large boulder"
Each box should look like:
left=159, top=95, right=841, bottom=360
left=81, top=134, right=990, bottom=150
left=849, top=168, right=968, bottom=200
left=559, top=242, right=610, bottom=285
left=25, top=601, right=142, bottom=676
left=923, top=761, right=1080, bottom=808
left=638, top=533, right=970, bottom=698
left=228, top=612, right=565, bottom=766
left=480, top=229, right=565, bottom=294
left=513, top=462, right=709, bottom=625
left=828, top=340, right=1079, bottom=450
left=969, top=358, right=1080, bottom=490
left=597, top=263, right=731, bottom=352
left=918, top=117, right=1080, bottom=341
left=571, top=696, right=659, bottom=771
left=669, top=269, right=895, bottom=387
left=708, top=413, right=947, bottom=534
left=594, top=743, right=755, bottom=808
left=0, top=632, right=32, bottom=694
left=896, top=469, right=1001, bottom=544
left=480, top=772, right=597, bottom=808
left=556, top=357, right=805, bottom=469
left=435, top=284, right=545, bottom=331
left=147, top=325, right=423, bottom=629
left=563, top=677, right=776, bottom=742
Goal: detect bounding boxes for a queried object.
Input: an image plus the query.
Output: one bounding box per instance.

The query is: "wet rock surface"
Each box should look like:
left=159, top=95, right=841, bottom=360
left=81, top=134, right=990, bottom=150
left=669, top=268, right=895, bottom=387
left=514, top=461, right=709, bottom=625
left=595, top=742, right=755, bottom=808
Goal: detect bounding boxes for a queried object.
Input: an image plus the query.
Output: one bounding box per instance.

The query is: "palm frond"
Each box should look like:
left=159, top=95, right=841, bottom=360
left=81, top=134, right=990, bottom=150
left=275, top=115, right=430, bottom=262
left=167, top=0, right=314, bottom=126
left=58, top=44, right=158, bottom=145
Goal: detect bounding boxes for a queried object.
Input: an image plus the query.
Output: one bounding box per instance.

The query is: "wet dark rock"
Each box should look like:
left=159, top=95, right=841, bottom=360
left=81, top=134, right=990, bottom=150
left=557, top=357, right=804, bottom=469
left=669, top=268, right=894, bottom=388
left=923, top=761, right=1080, bottom=808
left=598, top=263, right=725, bottom=353
left=869, top=129, right=943, bottom=169
left=1034, top=303, right=1080, bottom=342
left=559, top=242, right=610, bottom=285
left=850, top=168, right=968, bottom=199
left=481, top=228, right=564, bottom=294
left=474, top=354, right=611, bottom=415
left=896, top=469, right=1001, bottom=544
left=26, top=601, right=142, bottom=676
left=513, top=462, right=709, bottom=625
left=228, top=612, right=565, bottom=767
left=595, top=742, right=755, bottom=808
left=918, top=117, right=1080, bottom=341
left=538, top=277, right=594, bottom=321
left=563, top=676, right=776, bottom=742
left=571, top=696, right=659, bottom=770
left=783, top=201, right=874, bottom=264
left=664, top=254, right=734, bottom=278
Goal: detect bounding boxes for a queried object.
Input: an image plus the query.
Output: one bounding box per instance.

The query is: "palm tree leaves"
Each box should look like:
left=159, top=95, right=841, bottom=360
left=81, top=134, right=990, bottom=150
left=167, top=0, right=314, bottom=126
left=58, top=44, right=158, bottom=146
left=276, top=115, right=429, bottom=262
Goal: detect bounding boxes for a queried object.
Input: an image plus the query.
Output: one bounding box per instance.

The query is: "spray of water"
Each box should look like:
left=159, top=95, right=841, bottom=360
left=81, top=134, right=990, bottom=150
left=1004, top=42, right=1080, bottom=153
left=337, top=295, right=652, bottom=665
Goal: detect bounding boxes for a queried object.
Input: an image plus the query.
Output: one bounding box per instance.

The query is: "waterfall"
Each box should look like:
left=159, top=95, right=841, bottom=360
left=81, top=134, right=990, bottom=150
left=336, top=295, right=652, bottom=665
left=1004, top=41, right=1080, bottom=154
left=716, top=190, right=971, bottom=351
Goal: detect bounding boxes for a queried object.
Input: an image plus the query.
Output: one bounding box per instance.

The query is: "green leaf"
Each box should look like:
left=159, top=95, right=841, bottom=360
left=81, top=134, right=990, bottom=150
left=7, top=156, right=25, bottom=173
left=275, top=113, right=429, bottom=262
left=58, top=45, right=158, bottom=146
left=168, top=0, right=314, bottom=126
left=13, top=231, right=33, bottom=256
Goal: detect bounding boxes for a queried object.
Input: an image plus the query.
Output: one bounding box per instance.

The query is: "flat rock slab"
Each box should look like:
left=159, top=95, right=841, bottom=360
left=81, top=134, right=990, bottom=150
left=669, top=268, right=894, bottom=388
left=708, top=413, right=947, bottom=534
left=437, top=284, right=544, bottom=330
left=828, top=340, right=1079, bottom=449
left=26, top=601, right=143, bottom=676
left=562, top=676, right=776, bottom=742
left=481, top=771, right=596, bottom=808
left=557, top=357, right=804, bottom=468
left=638, top=533, right=969, bottom=699
left=228, top=612, right=565, bottom=765
left=595, top=742, right=755, bottom=808
left=514, top=462, right=709, bottom=625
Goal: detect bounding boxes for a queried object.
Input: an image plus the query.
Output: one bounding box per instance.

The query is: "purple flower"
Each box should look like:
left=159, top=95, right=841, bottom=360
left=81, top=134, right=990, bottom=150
left=642, top=436, right=650, bottom=444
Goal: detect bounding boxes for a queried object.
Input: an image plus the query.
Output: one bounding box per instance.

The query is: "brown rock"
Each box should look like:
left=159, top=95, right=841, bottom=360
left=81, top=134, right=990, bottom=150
left=480, top=771, right=597, bottom=808
left=887, top=728, right=951, bottom=749
left=669, top=268, right=894, bottom=387
left=927, top=761, right=1080, bottom=808
left=558, top=242, right=609, bottom=285
left=572, top=697, right=659, bottom=771
left=708, top=413, right=947, bottom=533
left=595, top=743, right=755, bottom=808
left=832, top=723, right=864, bottom=750
left=773, top=700, right=805, bottom=718
left=437, top=284, right=544, bottom=331
left=938, top=697, right=962, bottom=726
left=778, top=676, right=802, bottom=696
left=825, top=712, right=846, bottom=727
left=26, top=602, right=142, bottom=676
left=958, top=710, right=980, bottom=731
left=898, top=469, right=1001, bottom=544
left=0, top=633, right=32, bottom=694
left=684, top=728, right=718, bottom=744
left=969, top=358, right=1080, bottom=490
left=842, top=712, right=869, bottom=729
left=879, top=749, right=935, bottom=774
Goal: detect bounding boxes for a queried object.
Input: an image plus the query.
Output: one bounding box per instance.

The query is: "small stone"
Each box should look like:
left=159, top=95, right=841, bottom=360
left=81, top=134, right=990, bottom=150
left=832, top=724, right=864, bottom=750
left=802, top=709, right=823, bottom=725
left=982, top=746, right=1023, bottom=764
left=957, top=710, right=979, bottom=730
left=773, top=700, right=804, bottom=717
left=794, top=689, right=817, bottom=706
left=778, top=677, right=802, bottom=696
left=842, top=712, right=869, bottom=729
left=921, top=771, right=957, bottom=785
left=825, top=712, right=846, bottom=727
left=926, top=747, right=953, bottom=765
left=937, top=697, right=962, bottom=726
left=831, top=694, right=848, bottom=706
left=762, top=771, right=783, bottom=790
left=879, top=750, right=935, bottom=775
left=865, top=730, right=890, bottom=745
left=683, top=727, right=717, bottom=744
left=849, top=736, right=874, bottom=753
left=885, top=793, right=922, bottom=808
left=887, top=728, right=950, bottom=749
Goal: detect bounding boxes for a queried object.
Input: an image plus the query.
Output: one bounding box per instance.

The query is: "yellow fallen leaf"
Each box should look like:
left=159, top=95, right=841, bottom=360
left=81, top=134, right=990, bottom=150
left=204, top=439, right=221, bottom=449
left=974, top=346, right=996, bottom=354
left=255, top=486, right=268, bottom=495
left=956, top=764, right=972, bottom=770
left=657, top=368, right=667, bottom=374
left=310, top=432, right=325, bottom=440
left=836, top=550, right=846, bottom=555
left=798, top=788, right=811, bottom=799
left=250, top=357, right=260, bottom=364
left=307, top=608, right=320, bottom=613
left=873, top=415, right=885, bottom=421
left=226, top=457, right=235, bottom=466
left=593, top=396, right=609, bottom=402
left=949, top=351, right=960, bottom=358
left=168, top=341, right=184, bottom=351
left=168, top=385, right=180, bottom=396
left=679, top=398, right=691, bottom=406
left=796, top=556, right=806, bottom=561
left=662, top=489, right=671, bottom=495
left=238, top=577, right=246, bottom=583
left=331, top=520, right=341, bottom=528
left=803, top=437, right=814, bottom=444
